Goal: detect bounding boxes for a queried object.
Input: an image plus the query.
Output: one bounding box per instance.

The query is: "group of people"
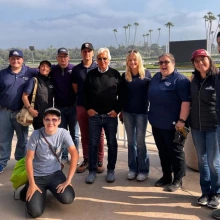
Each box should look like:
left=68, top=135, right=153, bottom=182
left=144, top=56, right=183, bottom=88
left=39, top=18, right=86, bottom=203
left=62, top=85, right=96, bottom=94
left=1, top=35, right=220, bottom=219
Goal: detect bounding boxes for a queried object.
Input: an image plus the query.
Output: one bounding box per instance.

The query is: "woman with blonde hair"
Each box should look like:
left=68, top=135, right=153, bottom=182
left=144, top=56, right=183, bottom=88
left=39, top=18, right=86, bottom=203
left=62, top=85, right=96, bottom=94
left=121, top=50, right=151, bottom=181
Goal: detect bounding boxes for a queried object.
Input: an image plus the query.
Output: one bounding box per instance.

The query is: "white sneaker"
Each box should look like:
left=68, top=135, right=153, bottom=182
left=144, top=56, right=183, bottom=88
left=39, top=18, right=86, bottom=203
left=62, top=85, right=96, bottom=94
left=127, top=171, right=136, bottom=180
left=136, top=173, right=148, bottom=182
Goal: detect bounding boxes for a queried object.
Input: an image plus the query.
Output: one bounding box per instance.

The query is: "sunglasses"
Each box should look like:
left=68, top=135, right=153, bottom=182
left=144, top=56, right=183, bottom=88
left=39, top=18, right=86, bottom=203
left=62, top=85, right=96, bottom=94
left=128, top=50, right=138, bottom=53
left=97, top=57, right=108, bottom=61
left=158, top=61, right=171, bottom=65
left=44, top=118, right=59, bottom=123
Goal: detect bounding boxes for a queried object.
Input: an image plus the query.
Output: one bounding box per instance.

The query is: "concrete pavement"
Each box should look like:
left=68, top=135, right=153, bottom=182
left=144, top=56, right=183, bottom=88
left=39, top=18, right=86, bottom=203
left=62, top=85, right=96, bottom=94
left=0, top=128, right=215, bottom=220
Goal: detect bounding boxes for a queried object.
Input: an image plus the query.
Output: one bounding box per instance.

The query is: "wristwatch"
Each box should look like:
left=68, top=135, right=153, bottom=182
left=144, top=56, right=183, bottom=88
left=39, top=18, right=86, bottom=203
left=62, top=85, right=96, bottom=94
left=178, top=118, right=186, bottom=123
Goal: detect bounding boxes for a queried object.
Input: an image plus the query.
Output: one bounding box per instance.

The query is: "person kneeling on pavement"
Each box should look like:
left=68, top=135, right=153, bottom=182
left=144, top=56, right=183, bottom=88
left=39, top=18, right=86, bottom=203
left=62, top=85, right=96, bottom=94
left=20, top=107, right=78, bottom=218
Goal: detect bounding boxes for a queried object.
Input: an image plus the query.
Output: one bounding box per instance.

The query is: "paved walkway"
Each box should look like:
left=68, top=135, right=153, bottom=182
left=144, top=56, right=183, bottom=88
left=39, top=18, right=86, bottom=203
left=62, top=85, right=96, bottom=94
left=0, top=129, right=215, bottom=220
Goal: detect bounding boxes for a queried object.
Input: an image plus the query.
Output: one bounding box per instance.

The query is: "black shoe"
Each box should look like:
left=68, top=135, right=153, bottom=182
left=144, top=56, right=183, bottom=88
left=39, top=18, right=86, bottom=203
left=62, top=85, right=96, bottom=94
left=20, top=185, right=27, bottom=202
left=207, top=194, right=220, bottom=209
left=167, top=179, right=182, bottom=192
left=155, top=176, right=172, bottom=187
left=212, top=209, right=220, bottom=219
left=197, top=194, right=209, bottom=206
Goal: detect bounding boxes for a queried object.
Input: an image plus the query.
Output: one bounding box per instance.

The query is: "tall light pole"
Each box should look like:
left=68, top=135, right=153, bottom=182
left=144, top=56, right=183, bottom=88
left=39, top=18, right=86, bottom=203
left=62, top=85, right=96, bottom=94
left=29, top=46, right=35, bottom=64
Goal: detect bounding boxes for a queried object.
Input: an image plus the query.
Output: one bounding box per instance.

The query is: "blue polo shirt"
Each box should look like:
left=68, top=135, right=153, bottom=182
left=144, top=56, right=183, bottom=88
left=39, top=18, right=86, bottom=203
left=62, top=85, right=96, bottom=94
left=0, top=65, right=37, bottom=110
left=148, top=70, right=190, bottom=130
left=72, top=61, right=97, bottom=106
left=122, top=70, right=151, bottom=114
left=51, top=63, right=76, bottom=107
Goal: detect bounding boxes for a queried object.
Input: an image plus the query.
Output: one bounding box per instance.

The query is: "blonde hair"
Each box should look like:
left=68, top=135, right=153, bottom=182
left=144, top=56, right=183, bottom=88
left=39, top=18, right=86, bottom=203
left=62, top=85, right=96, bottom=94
left=125, top=51, right=145, bottom=82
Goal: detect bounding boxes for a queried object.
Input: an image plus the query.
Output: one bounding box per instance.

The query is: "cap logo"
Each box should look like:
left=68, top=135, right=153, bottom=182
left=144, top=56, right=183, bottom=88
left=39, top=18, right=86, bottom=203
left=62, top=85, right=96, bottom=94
left=85, top=43, right=89, bottom=47
left=60, top=49, right=66, bottom=52
left=13, top=51, right=19, bottom=55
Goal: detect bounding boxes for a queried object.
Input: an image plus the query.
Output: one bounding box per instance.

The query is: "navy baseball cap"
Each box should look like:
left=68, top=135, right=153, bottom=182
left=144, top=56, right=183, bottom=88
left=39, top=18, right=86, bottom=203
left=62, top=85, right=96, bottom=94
left=81, top=43, right=94, bottom=50
left=9, top=49, right=23, bottom=58
left=57, top=48, right=69, bottom=55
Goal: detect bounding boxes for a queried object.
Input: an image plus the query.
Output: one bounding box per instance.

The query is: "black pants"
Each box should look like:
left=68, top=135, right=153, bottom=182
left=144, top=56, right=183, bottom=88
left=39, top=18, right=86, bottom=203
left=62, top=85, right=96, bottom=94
left=152, top=127, right=186, bottom=180
left=26, top=170, right=75, bottom=218
left=33, top=121, right=44, bottom=130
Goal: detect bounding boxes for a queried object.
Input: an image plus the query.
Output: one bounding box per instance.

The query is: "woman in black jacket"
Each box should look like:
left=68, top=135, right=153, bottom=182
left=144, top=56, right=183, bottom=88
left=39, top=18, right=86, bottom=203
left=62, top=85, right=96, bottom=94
left=22, top=60, right=54, bottom=129
left=190, top=49, right=220, bottom=209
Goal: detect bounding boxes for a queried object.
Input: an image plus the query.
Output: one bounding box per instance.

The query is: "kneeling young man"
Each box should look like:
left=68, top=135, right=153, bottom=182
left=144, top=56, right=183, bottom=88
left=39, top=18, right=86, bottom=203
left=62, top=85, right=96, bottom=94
left=24, top=107, right=78, bottom=218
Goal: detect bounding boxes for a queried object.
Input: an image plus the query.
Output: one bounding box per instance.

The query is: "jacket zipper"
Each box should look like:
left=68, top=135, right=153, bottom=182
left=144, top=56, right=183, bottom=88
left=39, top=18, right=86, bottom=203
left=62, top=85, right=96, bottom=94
left=198, top=75, right=209, bottom=131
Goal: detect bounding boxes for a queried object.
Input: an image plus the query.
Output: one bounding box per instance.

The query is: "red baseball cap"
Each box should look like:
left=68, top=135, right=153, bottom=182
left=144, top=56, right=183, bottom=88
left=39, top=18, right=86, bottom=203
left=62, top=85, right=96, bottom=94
left=191, top=49, right=210, bottom=61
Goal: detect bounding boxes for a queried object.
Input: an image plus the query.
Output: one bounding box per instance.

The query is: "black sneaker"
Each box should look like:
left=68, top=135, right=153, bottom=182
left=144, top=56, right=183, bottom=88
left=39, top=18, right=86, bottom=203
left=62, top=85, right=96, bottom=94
left=212, top=209, right=220, bottom=219
left=155, top=176, right=172, bottom=187
left=207, top=194, right=220, bottom=209
left=77, top=160, right=89, bottom=173
left=167, top=179, right=182, bottom=192
left=97, top=161, right=105, bottom=173
left=197, top=194, right=209, bottom=206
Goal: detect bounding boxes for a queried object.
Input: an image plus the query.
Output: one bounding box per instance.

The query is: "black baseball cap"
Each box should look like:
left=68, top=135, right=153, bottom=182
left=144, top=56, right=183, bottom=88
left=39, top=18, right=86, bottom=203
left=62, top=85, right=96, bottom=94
left=39, top=60, right=52, bottom=67
left=81, top=43, right=94, bottom=50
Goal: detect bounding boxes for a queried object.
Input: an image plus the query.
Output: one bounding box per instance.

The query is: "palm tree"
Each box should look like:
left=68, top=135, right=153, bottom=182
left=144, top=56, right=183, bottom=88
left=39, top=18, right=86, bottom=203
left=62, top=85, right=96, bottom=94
left=203, top=15, right=208, bottom=39
left=112, top=29, right=119, bottom=47
left=157, top=28, right=161, bottom=45
left=148, top=29, right=153, bottom=45
left=127, top=24, right=132, bottom=46
left=165, top=22, right=174, bottom=52
left=213, top=14, right=220, bottom=42
left=206, top=11, right=216, bottom=40
left=123, top=25, right=128, bottom=47
left=143, top=34, right=146, bottom=45
left=146, top=33, right=150, bottom=46
left=133, top=22, right=139, bottom=47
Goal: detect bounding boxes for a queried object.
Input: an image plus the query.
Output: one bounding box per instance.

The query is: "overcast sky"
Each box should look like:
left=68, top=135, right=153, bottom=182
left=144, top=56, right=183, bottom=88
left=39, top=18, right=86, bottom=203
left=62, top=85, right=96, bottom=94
left=0, top=0, right=219, bottom=49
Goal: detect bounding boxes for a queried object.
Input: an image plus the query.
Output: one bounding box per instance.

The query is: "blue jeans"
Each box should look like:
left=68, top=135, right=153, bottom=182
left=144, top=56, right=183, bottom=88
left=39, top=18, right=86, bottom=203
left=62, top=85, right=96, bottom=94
left=57, top=106, right=79, bottom=159
left=26, top=170, right=75, bottom=218
left=88, top=114, right=118, bottom=173
left=123, top=111, right=149, bottom=174
left=0, top=109, right=28, bottom=168
left=191, top=129, right=220, bottom=195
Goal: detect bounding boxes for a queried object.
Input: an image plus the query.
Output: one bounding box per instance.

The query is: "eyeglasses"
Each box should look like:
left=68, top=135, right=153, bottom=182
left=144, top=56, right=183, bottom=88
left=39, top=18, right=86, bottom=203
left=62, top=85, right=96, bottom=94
left=158, top=61, right=171, bottom=65
left=97, top=57, right=108, bottom=61
left=194, top=57, right=206, bottom=64
left=44, top=118, right=59, bottom=123
left=57, top=55, right=68, bottom=59
left=128, top=50, right=138, bottom=53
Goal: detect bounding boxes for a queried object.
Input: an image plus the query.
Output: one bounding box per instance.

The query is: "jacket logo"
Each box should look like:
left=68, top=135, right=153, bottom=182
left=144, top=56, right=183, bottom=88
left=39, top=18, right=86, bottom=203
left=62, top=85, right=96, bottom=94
left=23, top=77, right=29, bottom=80
left=68, top=70, right=72, bottom=74
left=49, top=85, right=53, bottom=88
left=205, top=86, right=214, bottom=90
left=165, top=82, right=171, bottom=86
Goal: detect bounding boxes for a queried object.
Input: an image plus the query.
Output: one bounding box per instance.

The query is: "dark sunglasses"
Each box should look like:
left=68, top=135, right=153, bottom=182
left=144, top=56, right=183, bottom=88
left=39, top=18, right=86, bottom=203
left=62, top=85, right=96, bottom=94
left=158, top=61, right=171, bottom=65
left=97, top=57, right=108, bottom=61
left=128, top=50, right=138, bottom=53
left=44, top=118, right=59, bottom=123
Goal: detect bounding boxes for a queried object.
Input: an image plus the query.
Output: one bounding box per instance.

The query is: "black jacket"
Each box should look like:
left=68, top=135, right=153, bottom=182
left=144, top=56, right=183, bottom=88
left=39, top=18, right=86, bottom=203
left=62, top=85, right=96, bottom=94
left=29, top=74, right=54, bottom=122
left=84, top=67, right=122, bottom=114
left=190, top=71, right=217, bottom=131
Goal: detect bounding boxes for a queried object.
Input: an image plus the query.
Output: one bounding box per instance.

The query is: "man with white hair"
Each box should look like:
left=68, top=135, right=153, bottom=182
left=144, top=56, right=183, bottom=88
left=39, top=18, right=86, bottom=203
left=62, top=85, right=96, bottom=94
left=84, top=47, right=122, bottom=184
